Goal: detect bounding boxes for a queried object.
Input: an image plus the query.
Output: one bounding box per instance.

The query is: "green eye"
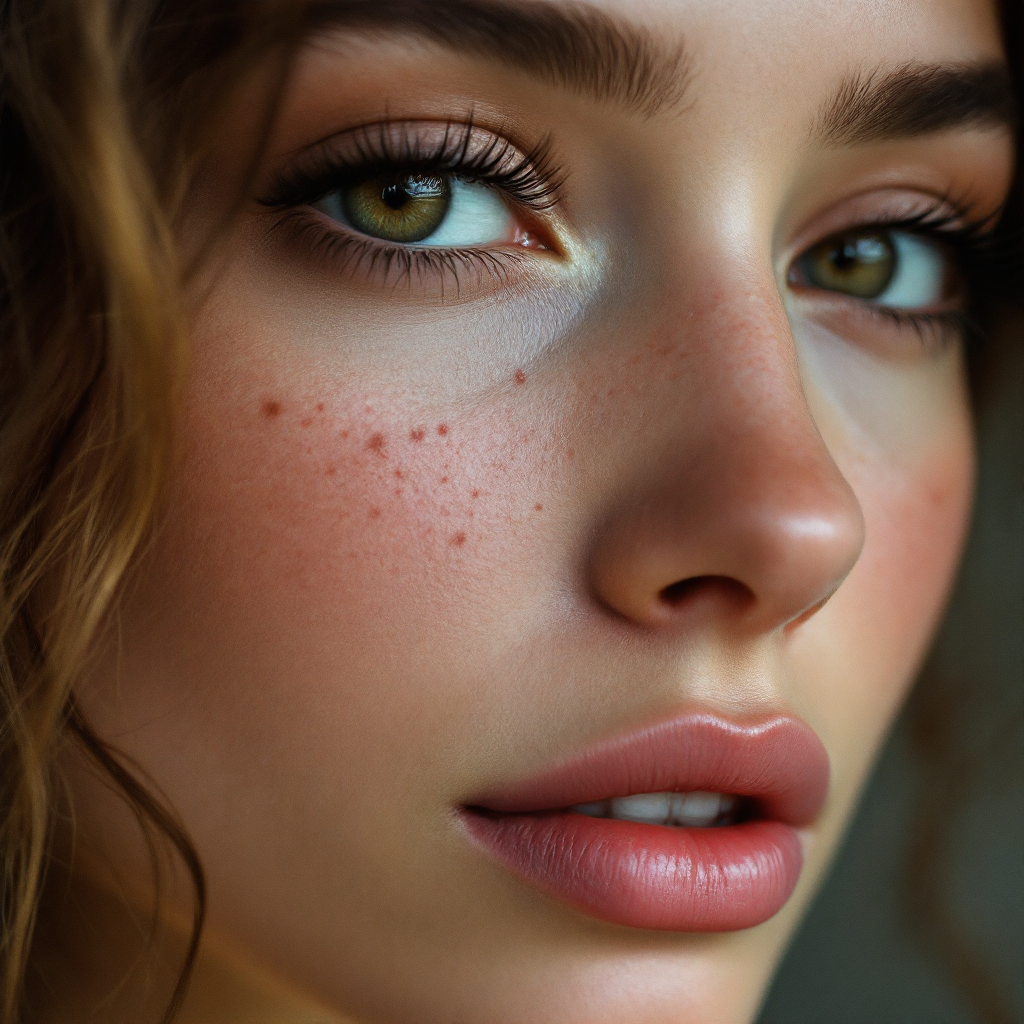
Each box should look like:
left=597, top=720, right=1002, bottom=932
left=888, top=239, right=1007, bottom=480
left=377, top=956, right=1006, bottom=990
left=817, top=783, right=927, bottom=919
left=795, top=231, right=896, bottom=299
left=341, top=174, right=451, bottom=244
left=316, top=172, right=515, bottom=249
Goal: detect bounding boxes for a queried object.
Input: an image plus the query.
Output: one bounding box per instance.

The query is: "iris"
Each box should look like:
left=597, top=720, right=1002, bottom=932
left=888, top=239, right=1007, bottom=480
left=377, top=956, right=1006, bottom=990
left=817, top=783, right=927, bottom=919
left=343, top=173, right=451, bottom=243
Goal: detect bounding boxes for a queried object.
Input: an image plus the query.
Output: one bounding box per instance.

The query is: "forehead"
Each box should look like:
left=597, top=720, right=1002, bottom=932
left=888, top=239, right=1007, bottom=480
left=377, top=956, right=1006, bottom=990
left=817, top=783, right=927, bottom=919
left=574, top=0, right=1004, bottom=58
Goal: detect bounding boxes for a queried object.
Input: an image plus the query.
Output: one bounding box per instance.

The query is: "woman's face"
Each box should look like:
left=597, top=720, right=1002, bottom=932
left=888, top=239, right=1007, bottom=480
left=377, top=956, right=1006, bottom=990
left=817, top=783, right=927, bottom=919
left=72, top=0, right=1014, bottom=1021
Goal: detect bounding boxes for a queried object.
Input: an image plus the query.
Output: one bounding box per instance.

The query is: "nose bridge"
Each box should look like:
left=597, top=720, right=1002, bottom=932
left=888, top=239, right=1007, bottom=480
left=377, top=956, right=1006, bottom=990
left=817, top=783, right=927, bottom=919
left=589, top=272, right=866, bottom=634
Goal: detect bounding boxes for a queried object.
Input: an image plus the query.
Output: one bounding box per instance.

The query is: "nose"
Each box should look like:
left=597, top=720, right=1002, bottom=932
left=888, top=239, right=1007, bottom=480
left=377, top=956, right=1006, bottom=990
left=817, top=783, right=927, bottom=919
left=588, top=283, right=865, bottom=636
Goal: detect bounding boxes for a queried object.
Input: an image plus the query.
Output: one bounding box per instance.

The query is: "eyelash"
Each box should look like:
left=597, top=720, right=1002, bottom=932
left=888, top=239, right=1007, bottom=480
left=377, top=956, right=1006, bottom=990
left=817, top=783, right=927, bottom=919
left=260, top=121, right=565, bottom=289
left=846, top=202, right=1023, bottom=346
left=260, top=123, right=1023, bottom=333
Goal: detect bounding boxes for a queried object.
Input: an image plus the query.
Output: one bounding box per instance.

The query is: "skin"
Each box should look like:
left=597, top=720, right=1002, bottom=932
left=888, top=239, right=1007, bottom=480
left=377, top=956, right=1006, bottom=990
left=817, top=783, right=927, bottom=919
left=41, top=0, right=1014, bottom=1022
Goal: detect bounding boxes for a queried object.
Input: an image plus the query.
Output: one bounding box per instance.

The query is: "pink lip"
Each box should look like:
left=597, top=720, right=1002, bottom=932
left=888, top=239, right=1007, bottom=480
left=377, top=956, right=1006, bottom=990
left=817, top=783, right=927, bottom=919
left=461, top=712, right=830, bottom=932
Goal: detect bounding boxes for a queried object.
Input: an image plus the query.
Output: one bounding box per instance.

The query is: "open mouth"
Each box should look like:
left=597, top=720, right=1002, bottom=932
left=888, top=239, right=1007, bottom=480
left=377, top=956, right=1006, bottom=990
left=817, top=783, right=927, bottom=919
left=571, top=789, right=746, bottom=827
left=460, top=713, right=830, bottom=933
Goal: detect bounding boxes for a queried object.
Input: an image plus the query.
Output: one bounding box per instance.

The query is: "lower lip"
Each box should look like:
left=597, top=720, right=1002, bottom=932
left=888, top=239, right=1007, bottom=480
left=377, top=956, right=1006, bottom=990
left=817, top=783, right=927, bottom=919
left=462, top=809, right=803, bottom=932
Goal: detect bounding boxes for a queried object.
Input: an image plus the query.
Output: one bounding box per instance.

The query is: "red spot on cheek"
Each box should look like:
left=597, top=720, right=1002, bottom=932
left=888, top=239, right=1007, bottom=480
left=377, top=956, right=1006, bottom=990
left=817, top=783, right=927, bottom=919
left=316, top=403, right=325, bottom=413
left=369, top=507, right=381, bottom=519
left=438, top=424, right=449, bottom=436
left=472, top=490, right=480, bottom=498
left=535, top=503, right=543, bottom=511
left=261, top=399, right=282, bottom=419
left=301, top=417, right=313, bottom=428
left=410, top=428, right=426, bottom=442
left=326, top=465, right=337, bottom=476
left=451, top=532, right=467, bottom=546
left=395, top=469, right=404, bottom=479
left=367, top=433, right=388, bottom=457
left=514, top=369, right=527, bottom=385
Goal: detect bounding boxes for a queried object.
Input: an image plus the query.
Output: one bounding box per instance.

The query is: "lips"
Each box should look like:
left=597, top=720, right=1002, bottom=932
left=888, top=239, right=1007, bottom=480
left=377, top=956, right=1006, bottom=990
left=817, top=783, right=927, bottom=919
left=460, top=713, right=829, bottom=932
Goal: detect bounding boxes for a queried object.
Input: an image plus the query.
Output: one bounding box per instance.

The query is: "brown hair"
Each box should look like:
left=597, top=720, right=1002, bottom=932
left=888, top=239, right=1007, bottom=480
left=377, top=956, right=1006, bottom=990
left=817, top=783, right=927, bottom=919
left=0, top=2, right=1020, bottom=1023
left=0, top=2, right=296, bottom=1019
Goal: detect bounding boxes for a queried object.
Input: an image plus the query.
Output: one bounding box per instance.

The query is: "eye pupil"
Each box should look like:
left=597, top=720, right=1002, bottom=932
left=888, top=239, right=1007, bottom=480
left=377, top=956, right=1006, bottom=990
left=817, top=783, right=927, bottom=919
left=343, top=174, right=451, bottom=243
left=381, top=182, right=408, bottom=210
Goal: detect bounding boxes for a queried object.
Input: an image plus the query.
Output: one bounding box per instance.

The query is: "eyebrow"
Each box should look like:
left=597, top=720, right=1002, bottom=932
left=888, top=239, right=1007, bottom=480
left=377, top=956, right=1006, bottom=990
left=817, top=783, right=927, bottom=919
left=304, top=0, right=693, bottom=117
left=814, top=61, right=1017, bottom=146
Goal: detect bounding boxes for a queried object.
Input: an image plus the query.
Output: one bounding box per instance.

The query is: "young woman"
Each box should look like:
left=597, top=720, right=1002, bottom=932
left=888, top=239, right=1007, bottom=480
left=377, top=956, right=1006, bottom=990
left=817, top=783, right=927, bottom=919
left=1, top=1, right=1020, bottom=1022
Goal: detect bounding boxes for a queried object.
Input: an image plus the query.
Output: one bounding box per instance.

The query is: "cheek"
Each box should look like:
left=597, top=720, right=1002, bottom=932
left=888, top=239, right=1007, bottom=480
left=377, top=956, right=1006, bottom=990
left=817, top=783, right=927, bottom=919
left=853, top=423, right=973, bottom=693
left=800, top=402, right=974, bottom=796
left=182, top=368, right=530, bottom=608
left=129, top=354, right=556, bottom=772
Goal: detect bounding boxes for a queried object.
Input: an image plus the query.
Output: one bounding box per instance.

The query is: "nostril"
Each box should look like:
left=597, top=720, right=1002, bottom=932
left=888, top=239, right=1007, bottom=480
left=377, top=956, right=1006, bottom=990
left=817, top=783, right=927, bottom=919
left=659, top=575, right=755, bottom=609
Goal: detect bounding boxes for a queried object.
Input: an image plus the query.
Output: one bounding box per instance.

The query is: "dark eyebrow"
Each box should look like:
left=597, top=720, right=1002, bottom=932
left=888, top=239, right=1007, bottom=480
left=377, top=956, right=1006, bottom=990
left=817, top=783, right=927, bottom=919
left=304, top=0, right=693, bottom=118
left=814, top=61, right=1017, bottom=146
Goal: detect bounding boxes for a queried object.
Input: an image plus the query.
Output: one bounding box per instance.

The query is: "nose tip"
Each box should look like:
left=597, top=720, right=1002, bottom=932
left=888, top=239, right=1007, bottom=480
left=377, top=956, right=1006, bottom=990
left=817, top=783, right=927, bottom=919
left=589, top=439, right=866, bottom=636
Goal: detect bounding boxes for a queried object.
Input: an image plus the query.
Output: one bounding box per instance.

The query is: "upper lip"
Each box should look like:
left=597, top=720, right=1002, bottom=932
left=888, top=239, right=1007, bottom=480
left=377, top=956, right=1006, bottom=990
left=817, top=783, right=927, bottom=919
left=467, top=711, right=830, bottom=827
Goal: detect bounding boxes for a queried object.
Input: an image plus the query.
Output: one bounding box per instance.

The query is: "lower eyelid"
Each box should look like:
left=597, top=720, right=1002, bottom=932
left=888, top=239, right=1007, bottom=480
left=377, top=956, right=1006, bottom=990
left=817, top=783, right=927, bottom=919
left=271, top=206, right=538, bottom=293
left=790, top=291, right=968, bottom=357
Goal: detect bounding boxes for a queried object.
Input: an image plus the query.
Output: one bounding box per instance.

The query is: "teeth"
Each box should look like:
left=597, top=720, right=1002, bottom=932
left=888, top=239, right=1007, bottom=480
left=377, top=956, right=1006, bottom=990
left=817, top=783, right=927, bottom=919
left=610, top=792, right=672, bottom=824
left=673, top=791, right=734, bottom=827
left=571, top=791, right=737, bottom=827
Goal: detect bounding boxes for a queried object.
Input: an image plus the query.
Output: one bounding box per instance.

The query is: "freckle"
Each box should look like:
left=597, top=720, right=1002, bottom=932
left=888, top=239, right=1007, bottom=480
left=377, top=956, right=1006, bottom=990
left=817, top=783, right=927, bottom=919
left=567, top=448, right=575, bottom=460
left=261, top=398, right=282, bottom=419
left=437, top=424, right=449, bottom=436
left=472, top=489, right=480, bottom=498
left=440, top=476, right=448, bottom=484
left=535, top=503, right=543, bottom=511
left=369, top=507, right=381, bottom=519
left=410, top=428, right=425, bottom=442
left=451, top=532, right=467, bottom=546
left=301, top=417, right=313, bottom=428
left=341, top=430, right=349, bottom=439
left=326, top=465, right=337, bottom=476
left=514, top=369, right=527, bottom=385
left=367, top=432, right=388, bottom=457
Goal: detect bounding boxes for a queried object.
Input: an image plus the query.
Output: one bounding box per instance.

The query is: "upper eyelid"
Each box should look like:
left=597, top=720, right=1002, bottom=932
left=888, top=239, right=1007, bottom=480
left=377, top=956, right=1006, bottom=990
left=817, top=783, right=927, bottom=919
left=258, top=120, right=565, bottom=211
left=780, top=188, right=997, bottom=261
